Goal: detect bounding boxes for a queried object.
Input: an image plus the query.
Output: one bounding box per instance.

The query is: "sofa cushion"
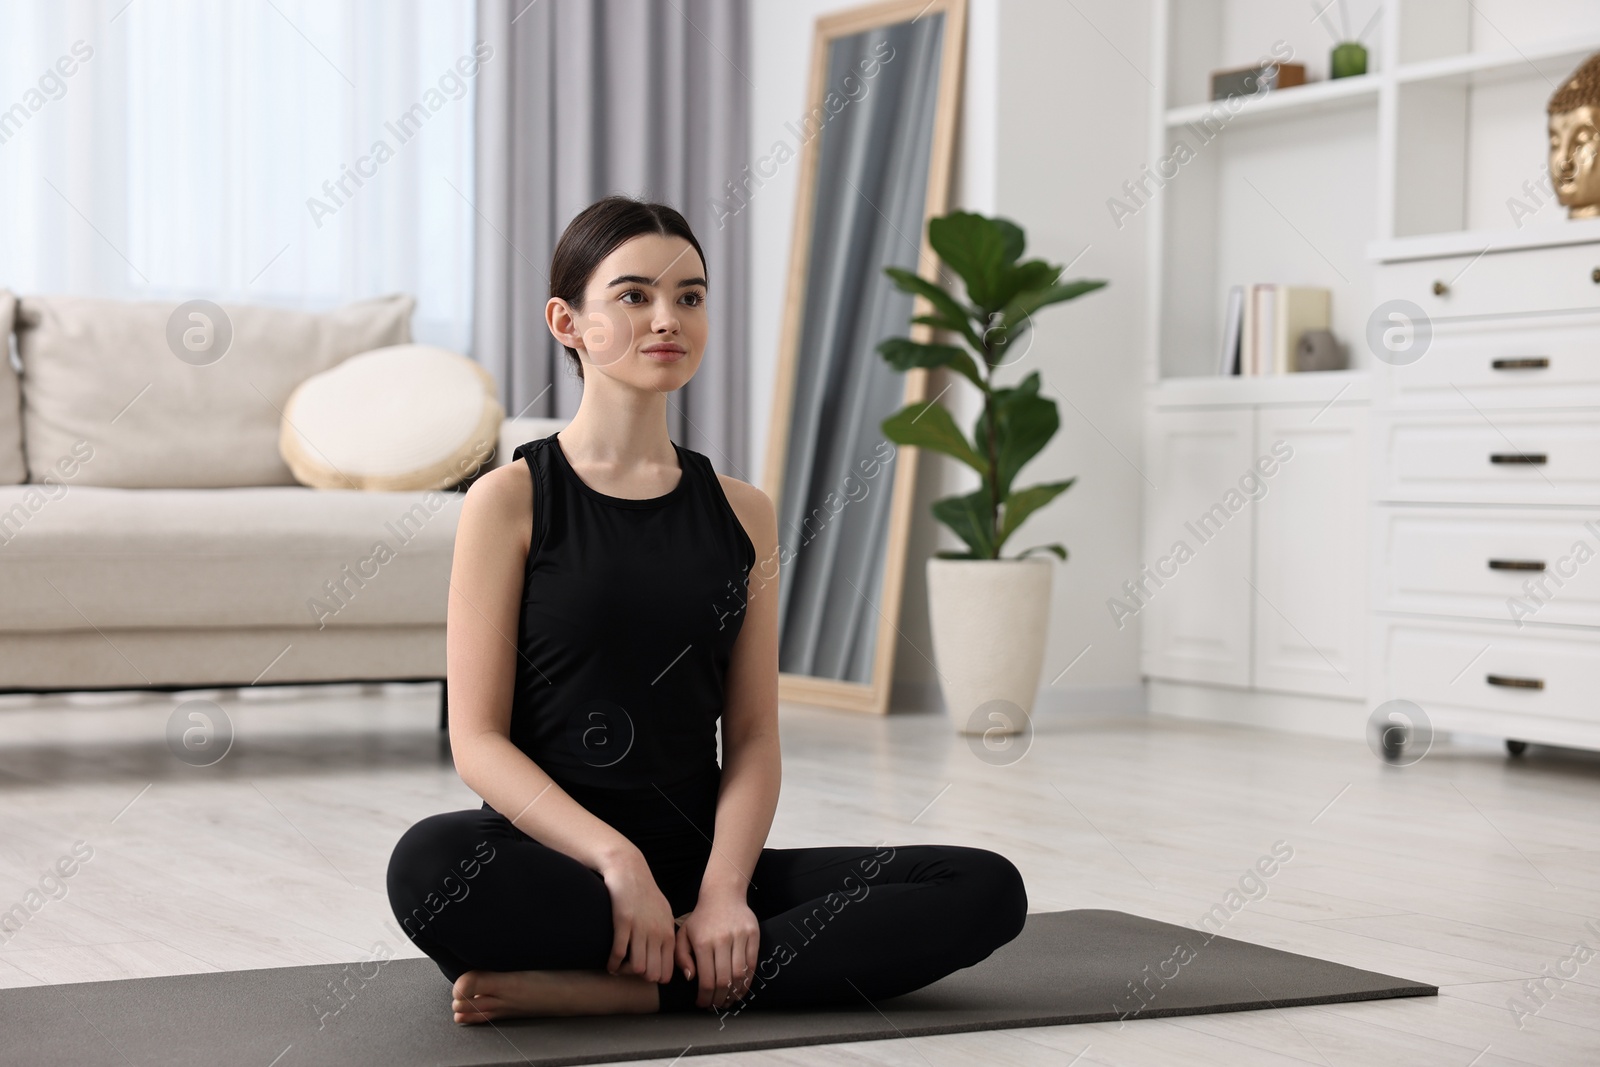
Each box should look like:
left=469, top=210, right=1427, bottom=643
left=0, top=483, right=461, bottom=632
left=0, top=290, right=23, bottom=485
left=13, top=293, right=414, bottom=488
left=281, top=344, right=504, bottom=491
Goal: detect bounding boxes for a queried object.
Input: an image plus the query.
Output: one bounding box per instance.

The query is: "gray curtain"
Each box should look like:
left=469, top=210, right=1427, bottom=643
left=777, top=15, right=944, bottom=682
left=472, top=0, right=749, bottom=471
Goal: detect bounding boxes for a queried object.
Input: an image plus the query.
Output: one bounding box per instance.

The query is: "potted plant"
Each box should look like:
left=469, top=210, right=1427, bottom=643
left=877, top=211, right=1106, bottom=737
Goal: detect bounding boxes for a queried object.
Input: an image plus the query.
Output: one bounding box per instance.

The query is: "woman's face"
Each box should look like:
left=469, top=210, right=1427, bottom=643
left=550, top=232, right=708, bottom=389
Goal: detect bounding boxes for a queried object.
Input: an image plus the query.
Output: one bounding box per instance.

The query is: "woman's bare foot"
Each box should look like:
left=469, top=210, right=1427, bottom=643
left=451, top=968, right=660, bottom=1022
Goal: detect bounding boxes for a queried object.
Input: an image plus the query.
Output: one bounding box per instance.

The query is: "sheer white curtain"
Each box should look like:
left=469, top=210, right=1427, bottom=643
left=0, top=0, right=477, bottom=349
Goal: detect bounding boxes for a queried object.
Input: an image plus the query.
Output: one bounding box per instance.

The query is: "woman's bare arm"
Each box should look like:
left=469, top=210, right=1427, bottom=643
left=698, top=478, right=782, bottom=901
left=444, top=461, right=640, bottom=873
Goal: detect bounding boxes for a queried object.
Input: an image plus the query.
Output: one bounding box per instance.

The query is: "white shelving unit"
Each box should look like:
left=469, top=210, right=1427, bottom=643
left=1144, top=0, right=1600, bottom=384
left=1140, top=1, right=1600, bottom=743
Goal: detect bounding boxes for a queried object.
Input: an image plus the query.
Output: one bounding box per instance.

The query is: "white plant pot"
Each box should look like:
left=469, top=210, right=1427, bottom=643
left=925, top=556, right=1054, bottom=736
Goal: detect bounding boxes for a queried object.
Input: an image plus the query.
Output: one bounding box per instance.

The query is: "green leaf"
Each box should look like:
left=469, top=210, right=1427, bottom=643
left=884, top=266, right=986, bottom=352
left=1014, top=543, right=1068, bottom=561
left=994, top=279, right=1108, bottom=343
left=928, top=212, right=1018, bottom=311
left=880, top=402, right=986, bottom=473
left=988, top=260, right=1062, bottom=314
left=910, top=312, right=984, bottom=342
left=996, top=478, right=1075, bottom=548
left=994, top=218, right=1026, bottom=265
left=876, top=338, right=983, bottom=390
left=908, top=312, right=990, bottom=374
left=973, top=372, right=1060, bottom=498
left=932, top=486, right=997, bottom=559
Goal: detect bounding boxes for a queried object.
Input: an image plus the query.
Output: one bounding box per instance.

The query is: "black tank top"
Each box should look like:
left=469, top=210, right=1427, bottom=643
left=503, top=431, right=755, bottom=835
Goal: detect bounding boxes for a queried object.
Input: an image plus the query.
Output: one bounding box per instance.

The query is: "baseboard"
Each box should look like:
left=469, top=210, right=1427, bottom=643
left=1033, top=683, right=1146, bottom=716
left=1147, top=678, right=1367, bottom=742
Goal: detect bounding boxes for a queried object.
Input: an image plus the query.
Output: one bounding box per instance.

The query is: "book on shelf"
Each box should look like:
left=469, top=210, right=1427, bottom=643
left=1218, top=285, right=1243, bottom=375
left=1219, top=284, right=1329, bottom=375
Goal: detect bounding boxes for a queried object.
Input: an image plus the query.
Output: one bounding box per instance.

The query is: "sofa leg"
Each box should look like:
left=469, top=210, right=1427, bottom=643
left=438, top=681, right=448, bottom=731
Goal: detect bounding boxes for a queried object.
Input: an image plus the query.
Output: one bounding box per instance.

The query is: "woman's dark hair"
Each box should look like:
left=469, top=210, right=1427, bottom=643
left=548, top=195, right=707, bottom=381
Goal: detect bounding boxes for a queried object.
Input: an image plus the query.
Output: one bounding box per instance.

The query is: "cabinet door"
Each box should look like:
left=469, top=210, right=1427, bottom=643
left=1140, top=408, right=1254, bottom=686
left=1252, top=403, right=1368, bottom=698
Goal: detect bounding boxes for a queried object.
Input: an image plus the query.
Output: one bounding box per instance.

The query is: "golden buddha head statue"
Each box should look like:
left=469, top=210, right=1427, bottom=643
left=1549, top=52, right=1600, bottom=219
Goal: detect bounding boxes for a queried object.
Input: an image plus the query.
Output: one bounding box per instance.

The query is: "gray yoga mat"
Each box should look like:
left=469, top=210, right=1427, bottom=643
left=3, top=909, right=1434, bottom=1066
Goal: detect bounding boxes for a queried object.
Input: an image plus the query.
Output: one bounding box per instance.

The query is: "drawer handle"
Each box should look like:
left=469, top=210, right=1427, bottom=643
left=1487, top=674, right=1544, bottom=690
left=1432, top=280, right=1449, bottom=296
left=1491, top=357, right=1549, bottom=370
left=1488, top=559, right=1546, bottom=571
left=1490, top=452, right=1548, bottom=465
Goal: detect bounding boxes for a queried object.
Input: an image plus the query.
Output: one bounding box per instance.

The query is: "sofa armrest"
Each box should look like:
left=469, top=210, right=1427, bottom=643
left=491, top=415, right=565, bottom=471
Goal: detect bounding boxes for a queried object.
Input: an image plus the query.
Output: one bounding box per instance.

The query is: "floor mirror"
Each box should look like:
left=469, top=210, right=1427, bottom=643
left=764, top=0, right=967, bottom=715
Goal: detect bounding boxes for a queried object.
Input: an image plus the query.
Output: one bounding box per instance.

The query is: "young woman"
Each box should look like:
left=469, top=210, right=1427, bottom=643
left=386, top=195, right=1027, bottom=1022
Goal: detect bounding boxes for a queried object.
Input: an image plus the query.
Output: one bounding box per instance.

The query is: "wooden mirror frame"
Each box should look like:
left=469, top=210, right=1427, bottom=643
left=762, top=0, right=967, bottom=716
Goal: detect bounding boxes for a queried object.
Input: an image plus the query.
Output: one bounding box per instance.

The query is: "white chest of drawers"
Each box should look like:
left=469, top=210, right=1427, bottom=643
left=1370, top=236, right=1600, bottom=754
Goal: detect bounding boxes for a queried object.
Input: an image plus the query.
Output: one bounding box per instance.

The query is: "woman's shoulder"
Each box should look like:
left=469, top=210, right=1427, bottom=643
left=712, top=470, right=768, bottom=513
left=700, top=462, right=775, bottom=563
left=681, top=445, right=768, bottom=514
left=457, top=454, right=535, bottom=552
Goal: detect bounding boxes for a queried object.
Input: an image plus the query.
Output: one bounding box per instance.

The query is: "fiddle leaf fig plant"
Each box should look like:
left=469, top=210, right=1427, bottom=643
left=877, top=211, right=1106, bottom=561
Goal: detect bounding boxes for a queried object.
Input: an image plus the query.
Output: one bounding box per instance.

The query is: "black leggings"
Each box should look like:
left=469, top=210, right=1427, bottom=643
left=385, top=786, right=1027, bottom=1014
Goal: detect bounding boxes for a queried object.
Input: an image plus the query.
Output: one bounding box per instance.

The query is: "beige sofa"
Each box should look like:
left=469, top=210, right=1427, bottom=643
left=0, top=288, right=556, bottom=709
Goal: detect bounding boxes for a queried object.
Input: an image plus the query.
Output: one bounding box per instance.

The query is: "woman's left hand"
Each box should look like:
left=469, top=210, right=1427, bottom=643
left=674, top=891, right=761, bottom=1010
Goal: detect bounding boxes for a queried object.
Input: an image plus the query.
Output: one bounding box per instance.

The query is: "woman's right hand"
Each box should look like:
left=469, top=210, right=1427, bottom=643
left=598, top=849, right=677, bottom=985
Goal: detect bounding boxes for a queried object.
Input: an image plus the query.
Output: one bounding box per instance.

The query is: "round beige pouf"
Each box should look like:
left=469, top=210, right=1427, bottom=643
left=280, top=343, right=504, bottom=490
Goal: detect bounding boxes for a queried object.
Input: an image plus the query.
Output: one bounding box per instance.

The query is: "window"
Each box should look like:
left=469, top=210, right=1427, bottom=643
left=0, top=0, right=479, bottom=350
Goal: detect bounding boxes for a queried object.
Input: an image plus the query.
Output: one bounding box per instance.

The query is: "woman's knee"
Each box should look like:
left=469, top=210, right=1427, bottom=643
left=946, top=845, right=1028, bottom=946
left=386, top=811, right=501, bottom=935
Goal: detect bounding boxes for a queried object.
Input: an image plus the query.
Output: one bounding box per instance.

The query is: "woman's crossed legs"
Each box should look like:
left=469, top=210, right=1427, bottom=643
left=385, top=806, right=1027, bottom=1021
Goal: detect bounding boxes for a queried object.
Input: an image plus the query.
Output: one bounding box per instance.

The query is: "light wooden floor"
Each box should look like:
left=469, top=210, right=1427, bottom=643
left=1, top=683, right=1597, bottom=1065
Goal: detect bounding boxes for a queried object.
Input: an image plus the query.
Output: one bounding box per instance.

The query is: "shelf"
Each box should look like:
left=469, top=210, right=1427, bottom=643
left=1369, top=216, right=1600, bottom=264
left=1148, top=369, right=1371, bottom=408
left=1147, top=1, right=1600, bottom=383
left=1165, top=74, right=1380, bottom=129
left=1395, top=31, right=1600, bottom=88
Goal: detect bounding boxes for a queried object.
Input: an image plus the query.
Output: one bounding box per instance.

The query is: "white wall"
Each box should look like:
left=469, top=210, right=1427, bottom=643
left=748, top=0, right=1150, bottom=714
left=986, top=0, right=1151, bottom=708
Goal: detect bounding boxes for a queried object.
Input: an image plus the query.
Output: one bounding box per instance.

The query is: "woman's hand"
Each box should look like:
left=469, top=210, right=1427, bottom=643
left=597, top=849, right=676, bottom=985
left=674, top=890, right=761, bottom=1010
